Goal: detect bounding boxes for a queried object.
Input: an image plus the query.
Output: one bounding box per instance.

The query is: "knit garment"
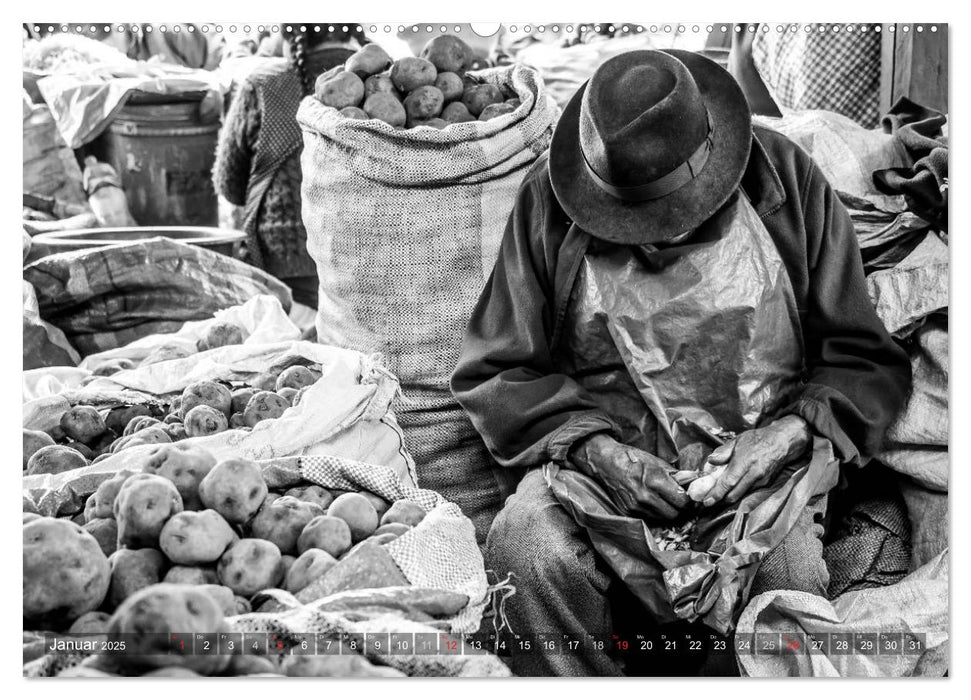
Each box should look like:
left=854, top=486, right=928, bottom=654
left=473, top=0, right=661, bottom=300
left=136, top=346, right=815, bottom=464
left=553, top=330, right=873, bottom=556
left=213, top=61, right=316, bottom=280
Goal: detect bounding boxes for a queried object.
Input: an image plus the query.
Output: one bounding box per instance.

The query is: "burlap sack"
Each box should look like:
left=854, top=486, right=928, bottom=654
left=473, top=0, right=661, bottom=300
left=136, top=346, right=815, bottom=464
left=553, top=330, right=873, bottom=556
left=298, top=64, right=559, bottom=539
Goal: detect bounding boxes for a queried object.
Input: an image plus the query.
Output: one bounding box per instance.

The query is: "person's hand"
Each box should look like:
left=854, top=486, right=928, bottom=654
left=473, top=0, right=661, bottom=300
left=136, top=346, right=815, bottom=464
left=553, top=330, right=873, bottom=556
left=569, top=434, right=690, bottom=520
left=700, top=415, right=812, bottom=507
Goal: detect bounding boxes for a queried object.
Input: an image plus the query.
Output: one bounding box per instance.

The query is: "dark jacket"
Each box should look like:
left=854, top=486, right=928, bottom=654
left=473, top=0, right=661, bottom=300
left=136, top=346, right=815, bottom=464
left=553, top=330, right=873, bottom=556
left=451, top=125, right=912, bottom=470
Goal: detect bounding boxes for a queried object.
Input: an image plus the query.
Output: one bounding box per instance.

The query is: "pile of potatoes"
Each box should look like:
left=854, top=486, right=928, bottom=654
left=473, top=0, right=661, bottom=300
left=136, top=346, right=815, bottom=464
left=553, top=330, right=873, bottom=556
left=315, top=34, right=521, bottom=129
left=23, top=327, right=322, bottom=477
left=24, top=441, right=429, bottom=676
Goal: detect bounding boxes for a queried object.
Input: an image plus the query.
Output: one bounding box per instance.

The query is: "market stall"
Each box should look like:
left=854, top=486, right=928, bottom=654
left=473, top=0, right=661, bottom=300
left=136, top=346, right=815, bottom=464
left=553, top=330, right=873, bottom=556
left=22, top=22, right=949, bottom=680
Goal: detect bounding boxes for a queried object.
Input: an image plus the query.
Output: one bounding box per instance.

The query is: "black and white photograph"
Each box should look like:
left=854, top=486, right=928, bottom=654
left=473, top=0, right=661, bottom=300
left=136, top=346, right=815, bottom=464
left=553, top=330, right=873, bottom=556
left=16, top=4, right=955, bottom=684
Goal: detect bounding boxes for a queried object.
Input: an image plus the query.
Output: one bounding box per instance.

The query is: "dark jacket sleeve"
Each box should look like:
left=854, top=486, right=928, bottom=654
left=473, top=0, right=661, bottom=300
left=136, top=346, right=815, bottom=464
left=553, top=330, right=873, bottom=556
left=451, top=164, right=619, bottom=469
left=784, top=164, right=912, bottom=465
left=213, top=78, right=260, bottom=207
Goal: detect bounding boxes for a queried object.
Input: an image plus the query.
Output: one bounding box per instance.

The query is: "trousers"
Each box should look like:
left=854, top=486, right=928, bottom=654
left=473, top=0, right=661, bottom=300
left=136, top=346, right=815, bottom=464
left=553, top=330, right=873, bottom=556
left=485, top=468, right=829, bottom=676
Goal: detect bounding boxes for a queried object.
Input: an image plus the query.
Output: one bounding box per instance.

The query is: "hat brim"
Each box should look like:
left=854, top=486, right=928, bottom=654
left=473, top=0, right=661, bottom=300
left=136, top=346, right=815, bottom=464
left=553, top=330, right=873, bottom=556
left=549, top=49, right=753, bottom=245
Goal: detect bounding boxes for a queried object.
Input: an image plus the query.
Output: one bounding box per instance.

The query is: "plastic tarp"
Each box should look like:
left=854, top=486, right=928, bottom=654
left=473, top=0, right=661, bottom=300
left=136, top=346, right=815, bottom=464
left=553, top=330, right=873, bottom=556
left=545, top=437, right=840, bottom=635
left=737, top=552, right=948, bottom=677
left=36, top=62, right=223, bottom=149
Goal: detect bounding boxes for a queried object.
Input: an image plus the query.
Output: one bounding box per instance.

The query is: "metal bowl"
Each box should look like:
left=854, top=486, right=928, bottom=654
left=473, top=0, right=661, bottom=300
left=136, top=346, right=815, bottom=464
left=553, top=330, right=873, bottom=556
left=30, top=226, right=246, bottom=259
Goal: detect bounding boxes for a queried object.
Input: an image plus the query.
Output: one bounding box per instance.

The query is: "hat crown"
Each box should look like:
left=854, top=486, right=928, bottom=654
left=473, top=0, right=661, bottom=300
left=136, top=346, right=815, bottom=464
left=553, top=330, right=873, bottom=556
left=580, top=51, right=711, bottom=189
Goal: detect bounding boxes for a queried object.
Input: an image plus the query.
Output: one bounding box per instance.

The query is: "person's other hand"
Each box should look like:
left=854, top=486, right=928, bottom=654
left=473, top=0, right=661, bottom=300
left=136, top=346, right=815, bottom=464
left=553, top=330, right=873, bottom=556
left=569, top=434, right=690, bottom=520
left=701, top=415, right=812, bottom=507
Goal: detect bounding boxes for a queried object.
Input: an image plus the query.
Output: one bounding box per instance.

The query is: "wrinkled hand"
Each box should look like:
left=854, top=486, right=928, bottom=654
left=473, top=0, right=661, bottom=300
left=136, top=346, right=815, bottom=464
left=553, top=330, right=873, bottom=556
left=701, top=415, right=812, bottom=507
left=569, top=434, right=690, bottom=520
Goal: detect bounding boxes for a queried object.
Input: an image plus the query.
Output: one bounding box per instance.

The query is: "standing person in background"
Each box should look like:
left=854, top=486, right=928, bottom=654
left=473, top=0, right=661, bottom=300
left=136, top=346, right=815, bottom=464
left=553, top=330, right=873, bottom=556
left=729, top=23, right=882, bottom=128
left=213, top=24, right=364, bottom=310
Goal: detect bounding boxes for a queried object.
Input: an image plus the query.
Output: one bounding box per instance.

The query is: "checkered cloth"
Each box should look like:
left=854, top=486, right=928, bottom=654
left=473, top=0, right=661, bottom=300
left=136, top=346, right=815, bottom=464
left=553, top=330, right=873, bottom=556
left=753, top=24, right=881, bottom=128
left=298, top=454, right=488, bottom=633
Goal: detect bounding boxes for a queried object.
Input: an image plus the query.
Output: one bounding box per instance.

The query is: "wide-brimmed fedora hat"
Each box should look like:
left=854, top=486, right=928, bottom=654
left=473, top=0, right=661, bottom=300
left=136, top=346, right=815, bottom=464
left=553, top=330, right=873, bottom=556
left=550, top=49, right=752, bottom=244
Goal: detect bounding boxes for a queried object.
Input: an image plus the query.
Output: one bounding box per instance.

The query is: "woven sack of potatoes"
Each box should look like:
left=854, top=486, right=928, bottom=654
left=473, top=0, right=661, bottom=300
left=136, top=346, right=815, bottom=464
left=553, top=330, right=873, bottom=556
left=298, top=62, right=559, bottom=542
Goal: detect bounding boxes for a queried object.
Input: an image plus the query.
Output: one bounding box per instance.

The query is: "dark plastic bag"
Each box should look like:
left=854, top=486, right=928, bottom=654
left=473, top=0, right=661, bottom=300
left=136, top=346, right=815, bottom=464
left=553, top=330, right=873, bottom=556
left=544, top=436, right=840, bottom=634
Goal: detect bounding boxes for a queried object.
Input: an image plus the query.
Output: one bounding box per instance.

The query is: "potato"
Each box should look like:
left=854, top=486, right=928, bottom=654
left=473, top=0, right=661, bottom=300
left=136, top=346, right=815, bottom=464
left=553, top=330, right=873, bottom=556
left=230, top=388, right=256, bottom=415
left=24, top=518, right=110, bottom=624
left=59, top=405, right=106, bottom=444
left=83, top=493, right=98, bottom=522
left=23, top=428, right=55, bottom=470
left=479, top=102, right=516, bottom=121
left=199, top=321, right=246, bottom=351
left=184, top=405, right=229, bottom=438
left=141, top=343, right=191, bottom=367
left=462, top=84, right=503, bottom=117
left=328, top=493, right=380, bottom=543
left=277, top=387, right=298, bottom=404
left=281, top=554, right=296, bottom=573
left=420, top=34, right=473, bottom=73
left=196, top=584, right=238, bottom=617
left=26, top=444, right=87, bottom=475
left=142, top=667, right=201, bottom=677
left=276, top=365, right=318, bottom=391
left=162, top=422, right=188, bottom=442
left=114, top=474, right=183, bottom=548
left=163, top=565, right=219, bottom=585
left=285, top=549, right=338, bottom=593
left=283, top=654, right=406, bottom=677
left=359, top=491, right=391, bottom=518
left=88, top=430, right=118, bottom=456
left=340, top=106, right=369, bottom=120
left=91, top=358, right=135, bottom=376
left=284, top=484, right=334, bottom=511
left=250, top=496, right=324, bottom=555
left=168, top=395, right=183, bottom=416
left=217, top=539, right=284, bottom=596
left=143, top=442, right=217, bottom=510
left=107, top=583, right=230, bottom=675
left=418, top=118, right=448, bottom=130
left=249, top=372, right=279, bottom=391
left=506, top=97, right=522, bottom=109
left=107, top=548, right=167, bottom=609
left=181, top=381, right=232, bottom=419
left=115, top=426, right=172, bottom=453
left=243, top=391, right=289, bottom=427
left=363, top=74, right=399, bottom=100
left=390, top=56, right=437, bottom=93
left=404, top=85, right=445, bottom=122
left=160, top=509, right=237, bottom=565
left=64, top=440, right=96, bottom=461
left=124, top=415, right=161, bottom=436
left=380, top=500, right=426, bottom=528
left=68, top=610, right=111, bottom=634
left=434, top=71, right=464, bottom=102
left=346, top=43, right=392, bottom=78
left=105, top=405, right=149, bottom=435
left=315, top=70, right=365, bottom=109
left=199, top=458, right=267, bottom=525
left=363, top=92, right=406, bottom=128
left=374, top=522, right=412, bottom=538
left=229, top=413, right=247, bottom=429
left=297, top=515, right=352, bottom=558
left=441, top=101, right=475, bottom=124
left=92, top=470, right=134, bottom=518
left=83, top=517, right=118, bottom=557
left=234, top=596, right=252, bottom=614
